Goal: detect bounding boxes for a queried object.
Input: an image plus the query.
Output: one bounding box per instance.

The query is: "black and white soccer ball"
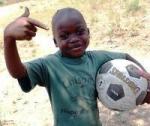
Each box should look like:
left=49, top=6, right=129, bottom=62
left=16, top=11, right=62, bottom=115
left=96, top=59, right=148, bottom=111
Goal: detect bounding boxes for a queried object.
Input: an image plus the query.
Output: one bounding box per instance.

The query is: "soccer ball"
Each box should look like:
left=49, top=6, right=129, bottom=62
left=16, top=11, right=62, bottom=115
left=96, top=59, right=148, bottom=111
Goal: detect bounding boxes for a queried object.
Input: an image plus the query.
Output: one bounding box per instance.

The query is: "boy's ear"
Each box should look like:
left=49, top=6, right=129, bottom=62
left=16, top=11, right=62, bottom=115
left=87, top=28, right=90, bottom=38
left=87, top=28, right=90, bottom=35
left=53, top=38, right=58, bottom=47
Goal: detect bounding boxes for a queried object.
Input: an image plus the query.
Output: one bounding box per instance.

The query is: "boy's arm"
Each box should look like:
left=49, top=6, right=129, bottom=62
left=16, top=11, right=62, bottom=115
left=125, top=53, right=146, bottom=71
left=4, top=37, right=27, bottom=78
left=4, top=7, right=48, bottom=79
left=138, top=71, right=150, bottom=103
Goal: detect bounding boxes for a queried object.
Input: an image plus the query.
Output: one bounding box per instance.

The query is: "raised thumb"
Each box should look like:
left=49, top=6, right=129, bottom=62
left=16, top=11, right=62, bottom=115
left=20, top=7, right=30, bottom=17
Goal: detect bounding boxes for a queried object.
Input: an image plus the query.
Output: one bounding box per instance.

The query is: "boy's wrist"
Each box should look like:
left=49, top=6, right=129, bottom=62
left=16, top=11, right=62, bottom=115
left=4, top=31, right=16, bottom=43
left=147, top=81, right=150, bottom=92
left=4, top=36, right=16, bottom=48
left=4, top=25, right=16, bottom=41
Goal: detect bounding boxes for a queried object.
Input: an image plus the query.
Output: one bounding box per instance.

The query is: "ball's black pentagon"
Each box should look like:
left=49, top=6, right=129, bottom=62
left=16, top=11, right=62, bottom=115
left=136, top=91, right=147, bottom=105
left=107, top=84, right=125, bottom=101
left=99, top=62, right=113, bottom=74
left=126, top=64, right=141, bottom=79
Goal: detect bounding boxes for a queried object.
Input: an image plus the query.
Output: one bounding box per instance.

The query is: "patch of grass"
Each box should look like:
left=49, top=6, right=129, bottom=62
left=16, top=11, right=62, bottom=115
left=126, top=0, right=140, bottom=12
left=0, top=0, right=4, bottom=6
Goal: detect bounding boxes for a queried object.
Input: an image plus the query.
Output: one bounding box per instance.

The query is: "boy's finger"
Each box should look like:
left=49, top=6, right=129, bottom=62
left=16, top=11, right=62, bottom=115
left=28, top=18, right=49, bottom=30
left=20, top=7, right=30, bottom=17
left=26, top=23, right=37, bottom=32
left=25, top=30, right=36, bottom=37
left=138, top=70, right=150, bottom=80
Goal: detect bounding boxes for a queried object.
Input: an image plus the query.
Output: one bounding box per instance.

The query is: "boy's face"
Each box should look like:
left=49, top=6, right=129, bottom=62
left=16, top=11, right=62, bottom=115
left=53, top=13, right=90, bottom=58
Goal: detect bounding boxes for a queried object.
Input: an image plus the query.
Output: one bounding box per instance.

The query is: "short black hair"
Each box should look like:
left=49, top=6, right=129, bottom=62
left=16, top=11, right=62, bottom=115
left=51, top=7, right=86, bottom=34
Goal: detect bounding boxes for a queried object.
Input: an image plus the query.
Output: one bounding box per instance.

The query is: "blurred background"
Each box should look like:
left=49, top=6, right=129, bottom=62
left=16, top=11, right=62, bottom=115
left=0, top=0, right=150, bottom=126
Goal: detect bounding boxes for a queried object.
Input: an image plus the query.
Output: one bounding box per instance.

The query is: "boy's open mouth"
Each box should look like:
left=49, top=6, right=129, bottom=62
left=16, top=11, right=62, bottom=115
left=69, top=44, right=84, bottom=52
left=68, top=42, right=83, bottom=50
left=70, top=46, right=83, bottom=51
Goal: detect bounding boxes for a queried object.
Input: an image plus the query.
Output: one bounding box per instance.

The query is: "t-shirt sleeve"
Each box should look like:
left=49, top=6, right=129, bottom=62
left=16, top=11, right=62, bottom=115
left=18, top=58, right=48, bottom=92
left=103, top=51, right=126, bottom=60
left=91, top=50, right=126, bottom=68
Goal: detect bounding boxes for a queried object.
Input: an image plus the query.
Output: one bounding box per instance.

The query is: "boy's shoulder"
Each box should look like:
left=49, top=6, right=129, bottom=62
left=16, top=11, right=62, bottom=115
left=87, top=50, right=125, bottom=55
left=86, top=50, right=126, bottom=60
left=40, top=52, right=60, bottom=62
left=86, top=50, right=113, bottom=55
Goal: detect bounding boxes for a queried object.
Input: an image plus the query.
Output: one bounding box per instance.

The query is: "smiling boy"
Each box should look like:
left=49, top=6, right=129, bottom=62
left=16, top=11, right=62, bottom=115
left=4, top=7, right=150, bottom=126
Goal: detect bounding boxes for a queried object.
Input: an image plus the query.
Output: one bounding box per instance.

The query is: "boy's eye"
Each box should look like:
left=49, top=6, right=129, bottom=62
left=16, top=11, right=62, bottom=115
left=59, top=34, right=69, bottom=40
left=76, top=29, right=85, bottom=35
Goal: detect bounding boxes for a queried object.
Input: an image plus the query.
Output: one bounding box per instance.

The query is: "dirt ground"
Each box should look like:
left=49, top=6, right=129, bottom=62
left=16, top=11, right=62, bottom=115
left=0, top=0, right=150, bottom=126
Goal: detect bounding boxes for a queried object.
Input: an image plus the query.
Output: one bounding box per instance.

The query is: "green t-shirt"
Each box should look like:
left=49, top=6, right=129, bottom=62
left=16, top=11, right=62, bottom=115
left=18, top=50, right=126, bottom=126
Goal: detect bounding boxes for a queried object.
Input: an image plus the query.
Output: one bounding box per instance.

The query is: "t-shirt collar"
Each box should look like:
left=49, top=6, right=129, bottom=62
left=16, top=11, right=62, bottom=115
left=56, top=50, right=87, bottom=65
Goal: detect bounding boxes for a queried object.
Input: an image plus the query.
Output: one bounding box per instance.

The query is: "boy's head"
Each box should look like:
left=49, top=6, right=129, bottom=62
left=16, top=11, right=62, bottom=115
left=52, top=8, right=90, bottom=58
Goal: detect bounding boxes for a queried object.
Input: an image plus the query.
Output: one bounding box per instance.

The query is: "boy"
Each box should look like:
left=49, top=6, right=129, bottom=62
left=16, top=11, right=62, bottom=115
left=4, top=7, right=150, bottom=126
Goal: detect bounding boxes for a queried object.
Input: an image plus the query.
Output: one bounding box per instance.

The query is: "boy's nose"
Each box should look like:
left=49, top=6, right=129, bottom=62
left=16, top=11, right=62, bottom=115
left=69, top=34, right=80, bottom=43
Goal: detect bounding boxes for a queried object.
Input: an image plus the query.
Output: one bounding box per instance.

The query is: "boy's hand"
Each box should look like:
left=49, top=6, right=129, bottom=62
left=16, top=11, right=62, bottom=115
left=4, top=7, right=49, bottom=41
left=138, top=70, right=150, bottom=81
left=138, top=70, right=150, bottom=103
left=138, top=70, right=150, bottom=91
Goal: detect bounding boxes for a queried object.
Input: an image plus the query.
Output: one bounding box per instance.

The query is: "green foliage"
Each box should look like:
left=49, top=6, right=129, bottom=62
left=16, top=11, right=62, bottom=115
left=126, top=0, right=140, bottom=12
left=0, top=0, right=4, bottom=6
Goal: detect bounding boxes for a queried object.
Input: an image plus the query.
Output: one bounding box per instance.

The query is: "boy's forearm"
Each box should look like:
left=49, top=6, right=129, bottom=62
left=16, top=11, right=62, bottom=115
left=4, top=37, right=27, bottom=79
left=125, top=54, right=146, bottom=71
